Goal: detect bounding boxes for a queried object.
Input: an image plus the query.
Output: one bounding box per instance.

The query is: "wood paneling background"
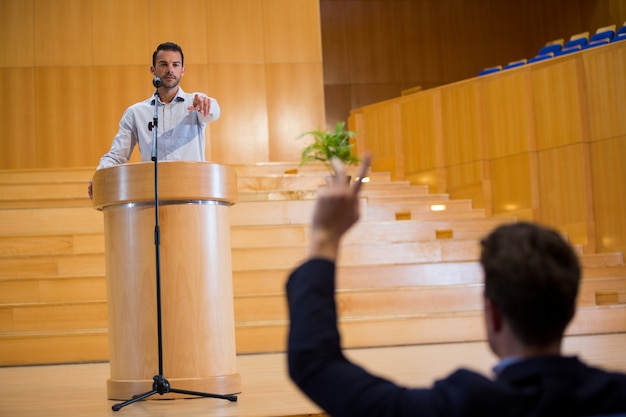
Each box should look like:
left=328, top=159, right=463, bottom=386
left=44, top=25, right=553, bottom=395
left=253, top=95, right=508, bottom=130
left=2, top=0, right=625, bottom=170
left=322, top=0, right=626, bottom=127
left=0, top=0, right=325, bottom=170
left=350, top=41, right=626, bottom=256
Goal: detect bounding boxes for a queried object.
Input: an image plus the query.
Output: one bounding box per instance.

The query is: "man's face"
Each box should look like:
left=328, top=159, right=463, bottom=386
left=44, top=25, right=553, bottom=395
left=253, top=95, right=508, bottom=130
left=151, top=50, right=185, bottom=89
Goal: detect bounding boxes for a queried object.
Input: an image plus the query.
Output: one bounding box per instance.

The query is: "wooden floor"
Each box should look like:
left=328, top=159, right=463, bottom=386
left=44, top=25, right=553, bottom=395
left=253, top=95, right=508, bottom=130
left=1, top=333, right=626, bottom=417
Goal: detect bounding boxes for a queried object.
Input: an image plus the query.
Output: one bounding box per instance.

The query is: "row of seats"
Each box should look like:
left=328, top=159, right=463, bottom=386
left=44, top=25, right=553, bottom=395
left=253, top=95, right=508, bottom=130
left=479, top=22, right=626, bottom=76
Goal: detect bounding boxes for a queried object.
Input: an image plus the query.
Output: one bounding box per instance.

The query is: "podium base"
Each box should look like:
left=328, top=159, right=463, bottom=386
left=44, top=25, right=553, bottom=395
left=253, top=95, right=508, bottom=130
left=107, top=373, right=241, bottom=400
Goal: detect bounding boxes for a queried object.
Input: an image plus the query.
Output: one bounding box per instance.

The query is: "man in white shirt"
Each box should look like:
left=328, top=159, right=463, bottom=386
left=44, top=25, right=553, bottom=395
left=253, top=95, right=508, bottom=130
left=88, top=42, right=220, bottom=199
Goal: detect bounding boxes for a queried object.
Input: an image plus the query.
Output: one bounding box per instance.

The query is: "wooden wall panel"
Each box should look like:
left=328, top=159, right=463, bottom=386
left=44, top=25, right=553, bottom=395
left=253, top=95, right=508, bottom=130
left=352, top=103, right=398, bottom=176
left=208, top=64, right=269, bottom=164
left=266, top=63, right=326, bottom=162
left=531, top=58, right=587, bottom=150
left=351, top=83, right=410, bottom=114
left=481, top=71, right=534, bottom=159
left=321, top=0, right=626, bottom=133
left=489, top=152, right=534, bottom=220
left=401, top=92, right=439, bottom=174
left=591, top=137, right=626, bottom=255
left=441, top=83, right=482, bottom=166
left=207, top=0, right=265, bottom=64
left=0, top=68, right=36, bottom=169
left=90, top=66, right=153, bottom=167
left=488, top=0, right=546, bottom=63
left=0, top=0, right=324, bottom=169
left=350, top=41, right=626, bottom=254
left=34, top=67, right=95, bottom=168
left=438, top=0, right=495, bottom=82
left=148, top=0, right=209, bottom=65
left=319, top=0, right=350, bottom=85
left=393, top=0, right=447, bottom=84
left=183, top=64, right=212, bottom=101
left=91, top=0, right=151, bottom=66
left=324, top=84, right=354, bottom=131
left=584, top=44, right=626, bottom=142
left=537, top=144, right=590, bottom=249
left=445, top=161, right=487, bottom=210
left=343, top=1, right=401, bottom=84
left=0, top=0, right=34, bottom=67
left=33, top=0, right=93, bottom=67
left=263, top=0, right=322, bottom=64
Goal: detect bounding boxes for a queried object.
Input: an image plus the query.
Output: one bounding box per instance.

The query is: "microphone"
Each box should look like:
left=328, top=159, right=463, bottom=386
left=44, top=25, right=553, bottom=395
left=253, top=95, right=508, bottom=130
left=152, top=76, right=162, bottom=88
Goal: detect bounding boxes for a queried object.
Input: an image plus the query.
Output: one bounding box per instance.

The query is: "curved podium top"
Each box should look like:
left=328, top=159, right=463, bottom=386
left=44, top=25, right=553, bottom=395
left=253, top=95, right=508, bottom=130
left=92, top=161, right=238, bottom=210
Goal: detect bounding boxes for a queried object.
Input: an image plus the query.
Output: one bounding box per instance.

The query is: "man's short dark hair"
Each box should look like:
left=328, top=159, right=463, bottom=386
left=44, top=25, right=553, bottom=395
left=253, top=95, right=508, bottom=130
left=152, top=42, right=184, bottom=66
left=480, top=222, right=581, bottom=346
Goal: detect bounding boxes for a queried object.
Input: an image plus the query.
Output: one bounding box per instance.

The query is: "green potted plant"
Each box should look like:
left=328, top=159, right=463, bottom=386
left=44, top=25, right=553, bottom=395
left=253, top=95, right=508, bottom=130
left=298, top=121, right=361, bottom=176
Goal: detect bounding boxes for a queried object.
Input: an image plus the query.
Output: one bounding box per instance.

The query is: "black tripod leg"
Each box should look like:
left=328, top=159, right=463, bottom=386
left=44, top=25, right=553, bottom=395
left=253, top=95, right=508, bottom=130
left=168, top=388, right=238, bottom=402
left=111, top=389, right=158, bottom=411
left=112, top=375, right=169, bottom=411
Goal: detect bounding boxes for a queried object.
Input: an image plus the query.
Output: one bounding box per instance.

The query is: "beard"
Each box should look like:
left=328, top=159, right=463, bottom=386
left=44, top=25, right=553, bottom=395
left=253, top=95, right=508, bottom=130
left=161, top=75, right=180, bottom=89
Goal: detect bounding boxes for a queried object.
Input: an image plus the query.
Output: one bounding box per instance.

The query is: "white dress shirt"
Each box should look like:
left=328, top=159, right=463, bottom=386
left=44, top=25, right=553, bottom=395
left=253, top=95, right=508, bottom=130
left=97, top=87, right=220, bottom=170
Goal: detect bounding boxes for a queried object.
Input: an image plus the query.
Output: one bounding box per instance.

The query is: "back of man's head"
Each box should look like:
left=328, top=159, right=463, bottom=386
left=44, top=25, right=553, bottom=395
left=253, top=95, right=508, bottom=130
left=480, top=222, right=581, bottom=347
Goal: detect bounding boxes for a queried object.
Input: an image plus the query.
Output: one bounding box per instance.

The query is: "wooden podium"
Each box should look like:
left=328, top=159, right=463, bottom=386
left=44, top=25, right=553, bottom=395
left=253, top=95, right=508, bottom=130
left=92, top=161, right=240, bottom=400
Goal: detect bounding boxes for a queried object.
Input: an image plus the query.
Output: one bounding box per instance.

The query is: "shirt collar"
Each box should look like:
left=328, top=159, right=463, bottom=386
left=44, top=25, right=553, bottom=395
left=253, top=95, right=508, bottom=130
left=492, top=356, right=521, bottom=377
left=150, top=87, right=186, bottom=105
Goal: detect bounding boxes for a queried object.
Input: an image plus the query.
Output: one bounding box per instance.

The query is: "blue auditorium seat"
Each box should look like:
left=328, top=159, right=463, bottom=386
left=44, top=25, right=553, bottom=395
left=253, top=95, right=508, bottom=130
left=555, top=44, right=582, bottom=56
left=536, top=40, right=563, bottom=56
left=503, top=59, right=526, bottom=70
left=527, top=53, right=553, bottom=64
left=478, top=66, right=502, bottom=76
left=612, top=22, right=626, bottom=42
left=563, top=32, right=589, bottom=50
left=586, top=24, right=616, bottom=48
left=552, top=32, right=588, bottom=56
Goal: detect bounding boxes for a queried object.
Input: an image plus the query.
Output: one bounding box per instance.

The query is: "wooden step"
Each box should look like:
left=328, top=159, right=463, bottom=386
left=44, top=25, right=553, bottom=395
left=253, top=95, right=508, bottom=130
left=0, top=234, right=104, bottom=257
left=0, top=182, right=90, bottom=205
left=2, top=165, right=625, bottom=367
left=363, top=200, right=483, bottom=221
left=235, top=283, right=486, bottom=323
left=0, top=301, right=107, bottom=332
left=1, top=256, right=619, bottom=306
left=231, top=239, right=483, bottom=271
left=0, top=238, right=484, bottom=279
left=231, top=261, right=484, bottom=296
left=0, top=168, right=94, bottom=184
left=230, top=199, right=486, bottom=226
left=236, top=276, right=626, bottom=322
left=0, top=168, right=93, bottom=208
left=230, top=218, right=515, bottom=249
left=0, top=253, right=105, bottom=279
left=583, top=264, right=626, bottom=278
left=0, top=329, right=108, bottom=366
left=237, top=182, right=432, bottom=202
left=1, top=270, right=621, bottom=323
left=233, top=304, right=626, bottom=354
left=231, top=261, right=626, bottom=297
left=344, top=218, right=513, bottom=243
left=2, top=302, right=625, bottom=364
left=230, top=162, right=323, bottom=177
left=0, top=207, right=103, bottom=237
left=229, top=162, right=390, bottom=179
left=0, top=216, right=513, bottom=259
left=0, top=276, right=107, bottom=304
left=579, top=252, right=625, bottom=267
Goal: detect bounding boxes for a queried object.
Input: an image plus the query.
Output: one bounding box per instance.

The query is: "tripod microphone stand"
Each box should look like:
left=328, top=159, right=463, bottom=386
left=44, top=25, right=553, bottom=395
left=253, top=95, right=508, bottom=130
left=112, top=77, right=238, bottom=411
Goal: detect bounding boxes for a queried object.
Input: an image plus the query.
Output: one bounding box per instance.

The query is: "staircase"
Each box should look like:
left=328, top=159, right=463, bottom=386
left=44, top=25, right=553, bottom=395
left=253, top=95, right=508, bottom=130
left=1, top=164, right=625, bottom=365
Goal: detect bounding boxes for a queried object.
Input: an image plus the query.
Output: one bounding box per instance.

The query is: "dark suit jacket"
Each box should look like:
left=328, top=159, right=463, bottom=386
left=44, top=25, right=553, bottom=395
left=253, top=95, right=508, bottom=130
left=286, top=259, right=626, bottom=417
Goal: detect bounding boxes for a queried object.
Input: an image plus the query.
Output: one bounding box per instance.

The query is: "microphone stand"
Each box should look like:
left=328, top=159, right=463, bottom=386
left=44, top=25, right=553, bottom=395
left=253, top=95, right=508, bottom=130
left=112, top=79, right=238, bottom=411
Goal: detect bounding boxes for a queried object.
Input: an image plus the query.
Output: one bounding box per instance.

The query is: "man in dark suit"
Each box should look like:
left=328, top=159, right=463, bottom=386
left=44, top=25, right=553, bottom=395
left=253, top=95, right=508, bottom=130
left=286, top=155, right=626, bottom=417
